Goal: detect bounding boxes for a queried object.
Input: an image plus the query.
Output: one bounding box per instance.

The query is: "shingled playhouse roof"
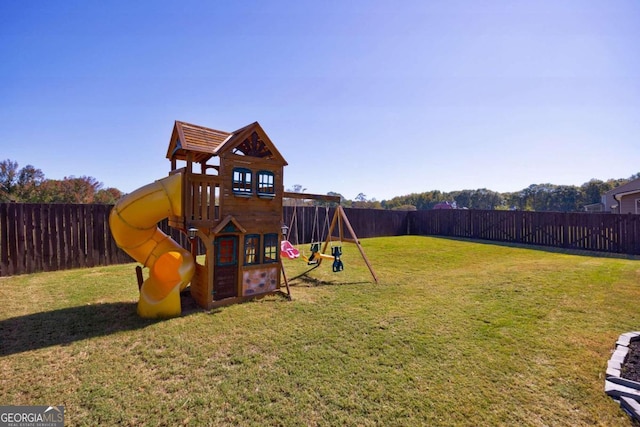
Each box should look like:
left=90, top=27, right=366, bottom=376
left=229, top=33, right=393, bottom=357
left=166, top=120, right=287, bottom=165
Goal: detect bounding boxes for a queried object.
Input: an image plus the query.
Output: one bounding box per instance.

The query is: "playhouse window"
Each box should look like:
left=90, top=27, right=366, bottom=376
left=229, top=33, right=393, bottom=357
left=244, top=234, right=260, bottom=265
left=216, top=237, right=237, bottom=266
left=263, top=233, right=278, bottom=263
left=232, top=168, right=252, bottom=195
left=257, top=171, right=275, bottom=197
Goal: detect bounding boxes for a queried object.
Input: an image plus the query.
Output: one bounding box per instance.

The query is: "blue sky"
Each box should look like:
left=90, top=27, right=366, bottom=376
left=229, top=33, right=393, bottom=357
left=1, top=1, right=639, bottom=201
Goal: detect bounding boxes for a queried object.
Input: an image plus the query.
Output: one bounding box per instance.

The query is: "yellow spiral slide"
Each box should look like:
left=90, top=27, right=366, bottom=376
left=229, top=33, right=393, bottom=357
left=109, top=174, right=195, bottom=318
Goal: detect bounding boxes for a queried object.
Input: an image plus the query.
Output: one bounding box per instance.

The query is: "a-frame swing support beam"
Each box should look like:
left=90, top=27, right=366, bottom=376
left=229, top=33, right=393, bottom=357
left=321, top=205, right=379, bottom=283
left=281, top=193, right=379, bottom=284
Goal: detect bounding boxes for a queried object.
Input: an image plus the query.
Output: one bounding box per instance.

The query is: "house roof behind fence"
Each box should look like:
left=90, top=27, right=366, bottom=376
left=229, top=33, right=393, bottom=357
left=604, top=177, right=640, bottom=198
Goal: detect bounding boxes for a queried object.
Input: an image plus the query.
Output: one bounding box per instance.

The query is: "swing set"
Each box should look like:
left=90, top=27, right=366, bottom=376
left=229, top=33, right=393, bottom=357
left=280, top=192, right=378, bottom=283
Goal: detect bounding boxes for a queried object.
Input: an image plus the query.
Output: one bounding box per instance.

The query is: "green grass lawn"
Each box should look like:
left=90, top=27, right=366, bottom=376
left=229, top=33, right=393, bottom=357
left=1, top=236, right=639, bottom=426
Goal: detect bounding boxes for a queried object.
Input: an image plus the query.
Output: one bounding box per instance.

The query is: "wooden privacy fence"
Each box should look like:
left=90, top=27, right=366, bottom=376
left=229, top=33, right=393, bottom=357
left=282, top=206, right=408, bottom=244
left=1, top=203, right=639, bottom=277
left=408, top=210, right=640, bottom=255
left=282, top=207, right=639, bottom=254
left=0, top=203, right=193, bottom=277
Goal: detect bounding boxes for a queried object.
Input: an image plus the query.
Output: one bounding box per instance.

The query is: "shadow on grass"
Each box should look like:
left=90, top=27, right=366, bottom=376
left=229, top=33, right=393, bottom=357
left=288, top=272, right=371, bottom=288
left=0, top=301, right=160, bottom=356
left=0, top=292, right=208, bottom=356
left=0, top=290, right=295, bottom=356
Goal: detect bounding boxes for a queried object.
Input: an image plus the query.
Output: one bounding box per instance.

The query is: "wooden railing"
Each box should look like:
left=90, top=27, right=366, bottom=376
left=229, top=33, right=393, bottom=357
left=184, top=172, right=221, bottom=226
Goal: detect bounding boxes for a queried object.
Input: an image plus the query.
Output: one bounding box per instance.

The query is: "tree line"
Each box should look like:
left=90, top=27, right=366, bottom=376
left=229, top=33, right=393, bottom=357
left=380, top=174, right=640, bottom=212
left=298, top=173, right=640, bottom=212
left=0, top=159, right=123, bottom=204
left=293, top=174, right=640, bottom=212
left=3, top=158, right=637, bottom=212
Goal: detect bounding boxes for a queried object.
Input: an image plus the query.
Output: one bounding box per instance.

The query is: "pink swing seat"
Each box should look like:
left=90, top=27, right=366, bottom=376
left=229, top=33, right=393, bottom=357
left=280, top=240, right=300, bottom=259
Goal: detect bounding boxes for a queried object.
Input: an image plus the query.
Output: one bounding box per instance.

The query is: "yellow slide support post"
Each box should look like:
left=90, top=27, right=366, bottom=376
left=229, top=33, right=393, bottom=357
left=109, top=174, right=195, bottom=318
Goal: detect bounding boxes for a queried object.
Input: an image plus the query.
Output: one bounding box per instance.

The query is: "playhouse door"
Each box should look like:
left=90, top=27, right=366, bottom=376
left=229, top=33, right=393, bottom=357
left=213, top=236, right=238, bottom=300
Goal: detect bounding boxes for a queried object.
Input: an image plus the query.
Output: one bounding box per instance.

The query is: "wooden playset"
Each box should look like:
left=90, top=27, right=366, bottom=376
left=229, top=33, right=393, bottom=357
left=110, top=120, right=376, bottom=318
left=166, top=120, right=289, bottom=309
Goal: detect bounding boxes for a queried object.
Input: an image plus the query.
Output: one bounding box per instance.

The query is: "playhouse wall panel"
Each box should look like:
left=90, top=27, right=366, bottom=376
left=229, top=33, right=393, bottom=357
left=242, top=266, right=279, bottom=296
